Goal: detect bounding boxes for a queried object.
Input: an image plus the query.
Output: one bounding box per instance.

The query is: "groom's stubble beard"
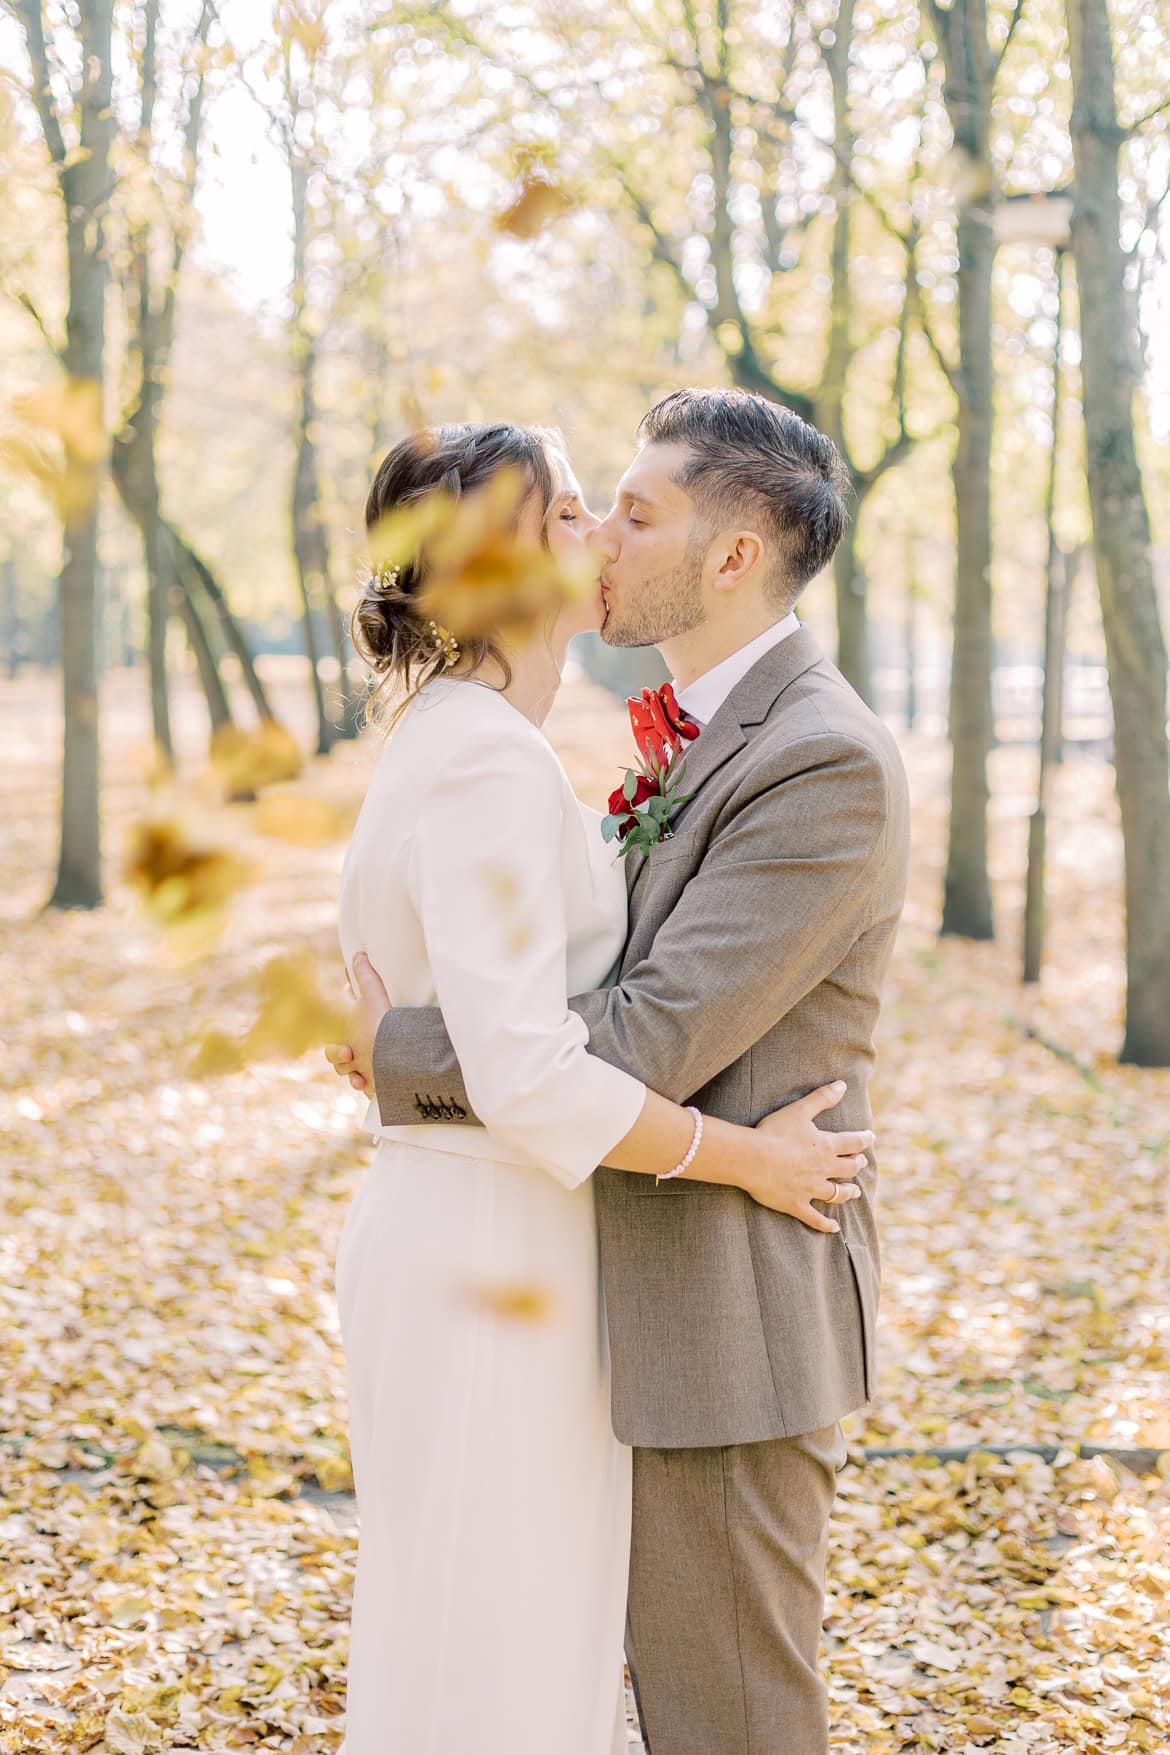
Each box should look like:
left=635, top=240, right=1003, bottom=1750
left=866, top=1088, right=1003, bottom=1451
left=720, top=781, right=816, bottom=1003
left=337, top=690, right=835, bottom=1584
left=601, top=530, right=708, bottom=649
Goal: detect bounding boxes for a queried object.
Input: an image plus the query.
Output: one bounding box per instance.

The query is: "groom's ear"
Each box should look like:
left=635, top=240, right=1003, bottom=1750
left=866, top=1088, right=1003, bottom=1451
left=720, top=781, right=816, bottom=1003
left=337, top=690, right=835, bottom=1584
left=711, top=530, right=766, bottom=595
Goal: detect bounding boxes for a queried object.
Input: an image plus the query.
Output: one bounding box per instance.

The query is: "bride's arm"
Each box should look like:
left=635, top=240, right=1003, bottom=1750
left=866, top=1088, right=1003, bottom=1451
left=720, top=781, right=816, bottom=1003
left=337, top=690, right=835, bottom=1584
left=405, top=722, right=645, bottom=1190
left=389, top=723, right=869, bottom=1224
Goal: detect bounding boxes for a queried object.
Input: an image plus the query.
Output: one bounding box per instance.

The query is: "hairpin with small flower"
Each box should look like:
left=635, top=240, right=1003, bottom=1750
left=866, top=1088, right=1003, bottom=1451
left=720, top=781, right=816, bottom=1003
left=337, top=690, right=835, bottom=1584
left=371, top=561, right=401, bottom=592
left=426, top=620, right=460, bottom=669
left=369, top=558, right=459, bottom=668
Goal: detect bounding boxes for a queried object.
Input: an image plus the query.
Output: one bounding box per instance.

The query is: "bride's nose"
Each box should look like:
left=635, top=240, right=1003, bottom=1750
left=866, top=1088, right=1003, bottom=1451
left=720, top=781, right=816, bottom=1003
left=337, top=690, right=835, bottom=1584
left=588, top=515, right=620, bottom=563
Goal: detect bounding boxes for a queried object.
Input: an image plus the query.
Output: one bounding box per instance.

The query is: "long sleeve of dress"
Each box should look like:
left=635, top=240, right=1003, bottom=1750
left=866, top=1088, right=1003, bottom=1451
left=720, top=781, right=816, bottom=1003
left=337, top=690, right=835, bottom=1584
left=404, top=715, right=646, bottom=1190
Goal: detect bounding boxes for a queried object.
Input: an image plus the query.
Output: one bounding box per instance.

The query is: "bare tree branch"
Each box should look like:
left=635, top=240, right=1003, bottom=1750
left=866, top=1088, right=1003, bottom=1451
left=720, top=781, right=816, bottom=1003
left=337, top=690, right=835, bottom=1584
left=1125, top=93, right=1170, bottom=136
left=14, top=287, right=64, bottom=359
left=613, top=169, right=691, bottom=295
left=856, top=266, right=916, bottom=491
left=908, top=274, right=961, bottom=394
left=993, top=0, right=1027, bottom=78
left=8, top=0, right=67, bottom=166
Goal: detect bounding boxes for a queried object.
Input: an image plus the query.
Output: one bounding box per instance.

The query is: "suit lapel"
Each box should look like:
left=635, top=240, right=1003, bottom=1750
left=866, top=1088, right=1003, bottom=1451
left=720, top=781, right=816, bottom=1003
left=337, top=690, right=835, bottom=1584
left=625, top=626, right=826, bottom=901
left=729, top=624, right=824, bottom=726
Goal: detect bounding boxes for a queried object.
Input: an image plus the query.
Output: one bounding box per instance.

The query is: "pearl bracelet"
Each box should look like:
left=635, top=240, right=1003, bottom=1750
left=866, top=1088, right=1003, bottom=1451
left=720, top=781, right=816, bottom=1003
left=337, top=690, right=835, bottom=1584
left=657, top=1106, right=704, bottom=1185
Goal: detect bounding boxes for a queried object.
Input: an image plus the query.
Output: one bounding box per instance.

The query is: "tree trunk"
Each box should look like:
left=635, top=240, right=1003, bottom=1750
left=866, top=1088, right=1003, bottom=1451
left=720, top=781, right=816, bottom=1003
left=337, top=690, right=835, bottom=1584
left=933, top=0, right=996, bottom=940
left=289, top=157, right=335, bottom=756
left=291, top=381, right=335, bottom=755
left=43, top=0, right=115, bottom=909
left=2, top=556, right=19, bottom=678
left=173, top=536, right=276, bottom=723
left=818, top=0, right=873, bottom=705
left=173, top=569, right=232, bottom=731
left=1023, top=249, right=1068, bottom=986
left=905, top=532, right=919, bottom=732
left=324, top=582, right=363, bottom=737
left=1067, top=0, right=1170, bottom=1064
left=110, top=434, right=240, bottom=736
left=134, top=0, right=173, bottom=764
left=831, top=508, right=873, bottom=704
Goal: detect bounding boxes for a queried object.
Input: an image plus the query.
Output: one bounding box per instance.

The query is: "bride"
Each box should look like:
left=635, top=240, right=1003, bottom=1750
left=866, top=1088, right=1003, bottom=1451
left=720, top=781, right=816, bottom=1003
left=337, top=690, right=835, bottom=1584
left=333, top=421, right=870, bottom=1755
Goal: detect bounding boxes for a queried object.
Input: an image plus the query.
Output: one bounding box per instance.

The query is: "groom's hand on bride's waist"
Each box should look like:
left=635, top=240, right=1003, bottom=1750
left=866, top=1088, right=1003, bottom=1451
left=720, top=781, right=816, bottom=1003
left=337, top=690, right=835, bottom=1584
left=325, top=951, right=392, bottom=1094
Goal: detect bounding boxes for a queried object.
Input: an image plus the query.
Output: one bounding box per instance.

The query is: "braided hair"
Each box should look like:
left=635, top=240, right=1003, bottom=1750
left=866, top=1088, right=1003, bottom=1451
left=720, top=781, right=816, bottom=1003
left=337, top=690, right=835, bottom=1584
left=352, top=422, right=560, bottom=727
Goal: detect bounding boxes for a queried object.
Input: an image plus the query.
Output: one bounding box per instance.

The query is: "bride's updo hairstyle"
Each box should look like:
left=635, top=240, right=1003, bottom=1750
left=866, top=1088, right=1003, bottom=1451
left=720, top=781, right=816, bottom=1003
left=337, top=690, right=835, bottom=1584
left=353, top=422, right=559, bottom=726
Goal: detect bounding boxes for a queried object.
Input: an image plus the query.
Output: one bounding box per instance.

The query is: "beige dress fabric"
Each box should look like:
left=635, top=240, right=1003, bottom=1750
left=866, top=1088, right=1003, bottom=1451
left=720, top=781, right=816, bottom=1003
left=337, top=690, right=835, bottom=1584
left=335, top=677, right=646, bottom=1755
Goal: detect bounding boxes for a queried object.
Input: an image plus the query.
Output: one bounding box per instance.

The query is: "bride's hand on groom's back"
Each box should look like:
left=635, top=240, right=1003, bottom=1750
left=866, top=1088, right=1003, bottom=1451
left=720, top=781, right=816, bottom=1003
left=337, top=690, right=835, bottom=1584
left=748, top=1082, right=873, bottom=1234
left=324, top=951, right=392, bottom=1093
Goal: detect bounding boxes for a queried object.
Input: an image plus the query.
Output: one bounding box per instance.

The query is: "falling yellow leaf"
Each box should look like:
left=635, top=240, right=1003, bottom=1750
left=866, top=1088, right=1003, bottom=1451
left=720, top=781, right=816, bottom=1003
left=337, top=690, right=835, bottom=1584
left=253, top=791, right=347, bottom=846
left=210, top=720, right=303, bottom=799
left=189, top=1028, right=247, bottom=1078
left=242, top=951, right=350, bottom=1060
left=368, top=465, right=596, bottom=643
left=1, top=378, right=106, bottom=523
left=283, top=4, right=325, bottom=61
left=495, top=177, right=574, bottom=239
left=14, top=377, right=106, bottom=463
left=462, top=1280, right=558, bottom=1323
left=124, top=819, right=256, bottom=951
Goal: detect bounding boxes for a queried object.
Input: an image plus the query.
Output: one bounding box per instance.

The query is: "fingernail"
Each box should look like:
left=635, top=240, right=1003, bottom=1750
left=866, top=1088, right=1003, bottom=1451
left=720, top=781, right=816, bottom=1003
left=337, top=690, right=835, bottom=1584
left=832, top=1081, right=847, bottom=1094
left=829, top=1221, right=840, bottom=1232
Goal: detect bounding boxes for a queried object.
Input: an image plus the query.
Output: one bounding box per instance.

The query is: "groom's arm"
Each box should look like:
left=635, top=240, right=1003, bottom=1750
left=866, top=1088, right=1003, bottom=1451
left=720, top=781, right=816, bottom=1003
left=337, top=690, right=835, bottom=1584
left=372, top=731, right=896, bottom=1125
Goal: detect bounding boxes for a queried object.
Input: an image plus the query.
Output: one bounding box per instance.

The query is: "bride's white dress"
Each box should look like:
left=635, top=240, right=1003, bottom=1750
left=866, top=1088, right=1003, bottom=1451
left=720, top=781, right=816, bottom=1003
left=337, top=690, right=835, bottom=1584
left=335, top=676, right=646, bottom=1755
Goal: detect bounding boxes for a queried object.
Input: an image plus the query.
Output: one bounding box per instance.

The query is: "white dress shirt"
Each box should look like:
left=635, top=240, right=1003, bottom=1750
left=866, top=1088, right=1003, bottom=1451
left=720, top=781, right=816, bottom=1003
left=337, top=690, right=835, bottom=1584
left=674, top=612, right=800, bottom=728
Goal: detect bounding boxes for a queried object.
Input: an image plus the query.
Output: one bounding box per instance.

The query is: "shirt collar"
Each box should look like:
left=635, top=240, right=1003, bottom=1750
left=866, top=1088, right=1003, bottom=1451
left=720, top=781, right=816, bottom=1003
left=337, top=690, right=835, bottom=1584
left=673, top=613, right=801, bottom=729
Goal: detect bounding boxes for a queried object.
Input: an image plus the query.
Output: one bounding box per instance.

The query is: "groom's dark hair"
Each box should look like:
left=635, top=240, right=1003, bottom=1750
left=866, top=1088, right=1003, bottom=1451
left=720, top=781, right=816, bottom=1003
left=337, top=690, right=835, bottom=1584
left=639, top=388, right=850, bottom=604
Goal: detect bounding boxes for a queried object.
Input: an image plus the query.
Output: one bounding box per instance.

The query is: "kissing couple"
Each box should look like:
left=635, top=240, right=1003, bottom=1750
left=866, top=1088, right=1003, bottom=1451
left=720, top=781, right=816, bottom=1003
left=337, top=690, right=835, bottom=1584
left=324, top=387, right=911, bottom=1755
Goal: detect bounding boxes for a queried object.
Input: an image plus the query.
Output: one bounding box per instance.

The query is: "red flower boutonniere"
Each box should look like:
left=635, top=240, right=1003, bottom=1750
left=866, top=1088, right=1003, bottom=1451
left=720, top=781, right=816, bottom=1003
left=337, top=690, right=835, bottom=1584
left=602, top=683, right=700, bottom=856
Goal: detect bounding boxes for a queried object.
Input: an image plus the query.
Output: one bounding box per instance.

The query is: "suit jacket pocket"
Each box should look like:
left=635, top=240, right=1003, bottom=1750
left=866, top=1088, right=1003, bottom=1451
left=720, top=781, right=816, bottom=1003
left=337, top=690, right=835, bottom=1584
left=843, top=1237, right=879, bottom=1402
left=640, top=826, right=704, bottom=868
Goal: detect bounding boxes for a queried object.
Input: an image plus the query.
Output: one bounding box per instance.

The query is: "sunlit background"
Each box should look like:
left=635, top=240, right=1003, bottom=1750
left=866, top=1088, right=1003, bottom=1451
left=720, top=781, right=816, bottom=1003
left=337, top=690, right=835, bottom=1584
left=2, top=0, right=1169, bottom=1750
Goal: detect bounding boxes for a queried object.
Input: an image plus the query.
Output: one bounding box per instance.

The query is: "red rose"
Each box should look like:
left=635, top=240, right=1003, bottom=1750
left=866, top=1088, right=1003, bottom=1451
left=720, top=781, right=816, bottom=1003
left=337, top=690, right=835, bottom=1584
left=607, top=771, right=658, bottom=837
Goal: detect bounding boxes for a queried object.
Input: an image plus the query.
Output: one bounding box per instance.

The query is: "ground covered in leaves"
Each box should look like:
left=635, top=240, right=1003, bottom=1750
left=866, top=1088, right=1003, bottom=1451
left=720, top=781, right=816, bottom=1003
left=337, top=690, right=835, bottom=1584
left=2, top=666, right=1168, bottom=1753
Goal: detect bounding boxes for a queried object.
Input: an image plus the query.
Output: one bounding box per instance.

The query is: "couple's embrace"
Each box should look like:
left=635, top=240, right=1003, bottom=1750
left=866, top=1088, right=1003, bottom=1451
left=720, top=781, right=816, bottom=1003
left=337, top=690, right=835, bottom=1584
left=326, top=388, right=911, bottom=1755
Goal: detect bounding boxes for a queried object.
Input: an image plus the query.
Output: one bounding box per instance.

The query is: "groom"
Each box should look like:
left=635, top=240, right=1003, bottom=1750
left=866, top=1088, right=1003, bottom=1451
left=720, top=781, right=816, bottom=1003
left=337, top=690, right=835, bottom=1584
left=329, top=388, right=910, bottom=1754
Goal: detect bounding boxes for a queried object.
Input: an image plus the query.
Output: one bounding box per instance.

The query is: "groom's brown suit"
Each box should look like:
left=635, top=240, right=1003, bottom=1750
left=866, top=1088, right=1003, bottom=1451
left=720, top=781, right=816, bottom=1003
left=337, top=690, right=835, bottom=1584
left=371, top=627, right=911, bottom=1754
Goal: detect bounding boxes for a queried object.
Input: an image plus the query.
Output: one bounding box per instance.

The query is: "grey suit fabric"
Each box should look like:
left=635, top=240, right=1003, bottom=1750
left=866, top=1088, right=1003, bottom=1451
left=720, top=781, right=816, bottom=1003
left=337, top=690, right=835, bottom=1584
left=372, top=626, right=911, bottom=1450
left=627, top=1424, right=847, bottom=1755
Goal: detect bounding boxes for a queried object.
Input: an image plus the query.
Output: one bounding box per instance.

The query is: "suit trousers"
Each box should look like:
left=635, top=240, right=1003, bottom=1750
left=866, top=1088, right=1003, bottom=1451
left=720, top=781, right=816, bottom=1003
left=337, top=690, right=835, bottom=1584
left=627, top=1424, right=846, bottom=1755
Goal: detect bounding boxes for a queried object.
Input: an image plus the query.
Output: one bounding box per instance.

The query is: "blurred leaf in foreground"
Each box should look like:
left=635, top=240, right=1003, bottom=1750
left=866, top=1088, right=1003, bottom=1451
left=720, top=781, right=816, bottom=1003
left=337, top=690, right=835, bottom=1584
left=463, top=1281, right=558, bottom=1323
left=209, top=721, right=304, bottom=800
left=253, top=792, right=348, bottom=846
left=495, top=175, right=574, bottom=239
left=241, top=951, right=350, bottom=1061
left=124, top=819, right=256, bottom=954
left=0, top=377, right=107, bottom=521
left=367, top=466, right=597, bottom=642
